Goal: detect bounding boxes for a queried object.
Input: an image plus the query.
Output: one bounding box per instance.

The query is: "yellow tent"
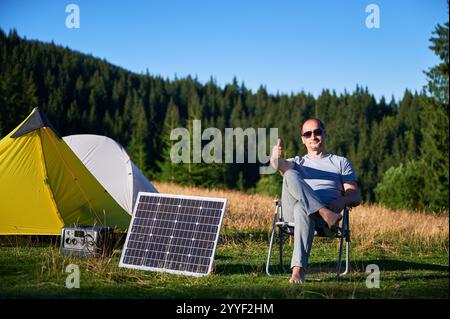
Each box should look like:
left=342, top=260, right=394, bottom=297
left=0, top=108, right=131, bottom=235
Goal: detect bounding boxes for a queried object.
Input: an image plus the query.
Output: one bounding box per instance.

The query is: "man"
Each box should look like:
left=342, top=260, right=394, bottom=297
left=270, top=118, right=361, bottom=284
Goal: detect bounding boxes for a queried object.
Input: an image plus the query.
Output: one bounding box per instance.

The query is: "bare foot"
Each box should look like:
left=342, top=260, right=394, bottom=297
left=289, top=266, right=305, bottom=284
left=318, top=207, right=342, bottom=229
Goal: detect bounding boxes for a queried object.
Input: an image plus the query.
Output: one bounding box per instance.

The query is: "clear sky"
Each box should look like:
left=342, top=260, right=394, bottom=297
left=0, top=0, right=448, bottom=101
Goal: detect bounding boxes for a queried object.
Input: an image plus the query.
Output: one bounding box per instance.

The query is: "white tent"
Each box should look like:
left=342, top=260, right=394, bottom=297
left=63, top=134, right=158, bottom=215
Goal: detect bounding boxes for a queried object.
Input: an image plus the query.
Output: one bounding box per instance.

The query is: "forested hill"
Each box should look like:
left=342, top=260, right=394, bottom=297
left=0, top=28, right=448, bottom=212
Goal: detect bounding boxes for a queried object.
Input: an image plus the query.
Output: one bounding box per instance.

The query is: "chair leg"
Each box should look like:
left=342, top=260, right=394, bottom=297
left=337, top=208, right=351, bottom=279
left=342, top=209, right=351, bottom=276
left=278, top=226, right=285, bottom=273
left=266, top=222, right=277, bottom=276
left=341, top=241, right=350, bottom=275
left=336, top=226, right=345, bottom=278
left=266, top=203, right=282, bottom=276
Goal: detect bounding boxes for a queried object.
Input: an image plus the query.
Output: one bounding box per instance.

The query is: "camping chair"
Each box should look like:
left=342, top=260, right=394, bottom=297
left=265, top=199, right=350, bottom=279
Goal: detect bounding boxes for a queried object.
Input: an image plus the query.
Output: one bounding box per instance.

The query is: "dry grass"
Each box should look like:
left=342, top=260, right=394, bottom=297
left=349, top=204, right=449, bottom=249
left=153, top=182, right=449, bottom=248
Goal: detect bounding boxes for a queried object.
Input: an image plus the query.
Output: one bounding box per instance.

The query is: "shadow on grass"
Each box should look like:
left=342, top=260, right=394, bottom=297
left=0, top=285, right=334, bottom=299
left=223, top=258, right=448, bottom=276
left=214, top=263, right=261, bottom=275
left=219, top=230, right=269, bottom=243
left=349, top=259, right=449, bottom=272
left=313, top=271, right=449, bottom=283
left=0, top=236, right=60, bottom=247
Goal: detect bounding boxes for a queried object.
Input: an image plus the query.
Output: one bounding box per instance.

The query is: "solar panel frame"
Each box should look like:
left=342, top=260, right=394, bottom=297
left=119, top=192, right=227, bottom=277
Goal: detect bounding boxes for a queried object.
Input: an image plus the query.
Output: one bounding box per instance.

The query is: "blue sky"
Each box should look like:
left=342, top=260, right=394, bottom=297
left=0, top=0, right=447, bottom=101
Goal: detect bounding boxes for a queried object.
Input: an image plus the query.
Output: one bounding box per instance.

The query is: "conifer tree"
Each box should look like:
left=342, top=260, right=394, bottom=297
left=157, top=98, right=187, bottom=183
left=128, top=93, right=149, bottom=175
left=419, top=13, right=449, bottom=211
left=424, top=18, right=449, bottom=105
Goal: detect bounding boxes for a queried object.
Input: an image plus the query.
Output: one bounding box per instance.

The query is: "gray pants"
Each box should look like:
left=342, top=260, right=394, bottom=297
left=281, top=169, right=326, bottom=270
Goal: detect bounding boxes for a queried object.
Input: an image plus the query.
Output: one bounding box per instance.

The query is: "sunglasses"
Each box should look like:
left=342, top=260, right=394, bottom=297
left=302, top=129, right=323, bottom=138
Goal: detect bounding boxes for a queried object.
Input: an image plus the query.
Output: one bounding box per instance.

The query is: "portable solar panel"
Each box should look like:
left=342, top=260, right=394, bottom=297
left=119, top=192, right=227, bottom=276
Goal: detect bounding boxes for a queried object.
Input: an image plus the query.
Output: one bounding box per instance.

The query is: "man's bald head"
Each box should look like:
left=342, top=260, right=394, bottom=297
left=301, top=118, right=326, bottom=134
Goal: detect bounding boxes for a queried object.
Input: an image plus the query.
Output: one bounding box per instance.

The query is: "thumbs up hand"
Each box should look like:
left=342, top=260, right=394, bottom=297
left=273, top=138, right=283, bottom=159
left=270, top=138, right=294, bottom=174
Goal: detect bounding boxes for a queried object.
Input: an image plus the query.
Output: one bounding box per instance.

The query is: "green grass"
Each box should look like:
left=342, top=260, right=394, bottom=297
left=0, top=232, right=448, bottom=299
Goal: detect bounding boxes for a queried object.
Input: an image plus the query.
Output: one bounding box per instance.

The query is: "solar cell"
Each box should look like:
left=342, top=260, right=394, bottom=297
left=119, top=192, right=227, bottom=276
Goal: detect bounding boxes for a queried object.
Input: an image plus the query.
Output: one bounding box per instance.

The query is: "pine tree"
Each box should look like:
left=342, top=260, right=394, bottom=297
left=185, top=88, right=215, bottom=187
left=419, top=12, right=449, bottom=211
left=157, top=99, right=188, bottom=183
left=102, top=109, right=114, bottom=137
left=128, top=93, right=149, bottom=175
left=424, top=19, right=449, bottom=105
left=418, top=101, right=448, bottom=211
left=66, top=100, right=80, bottom=134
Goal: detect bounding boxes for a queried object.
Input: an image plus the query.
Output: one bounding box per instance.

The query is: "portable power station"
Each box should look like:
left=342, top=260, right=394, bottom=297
left=60, top=226, right=115, bottom=257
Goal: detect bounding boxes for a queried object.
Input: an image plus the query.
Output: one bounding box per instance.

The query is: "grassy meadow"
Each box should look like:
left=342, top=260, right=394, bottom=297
left=0, top=182, right=448, bottom=299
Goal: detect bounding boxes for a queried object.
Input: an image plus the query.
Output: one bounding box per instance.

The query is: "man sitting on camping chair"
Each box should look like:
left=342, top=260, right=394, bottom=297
left=270, top=118, right=361, bottom=284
